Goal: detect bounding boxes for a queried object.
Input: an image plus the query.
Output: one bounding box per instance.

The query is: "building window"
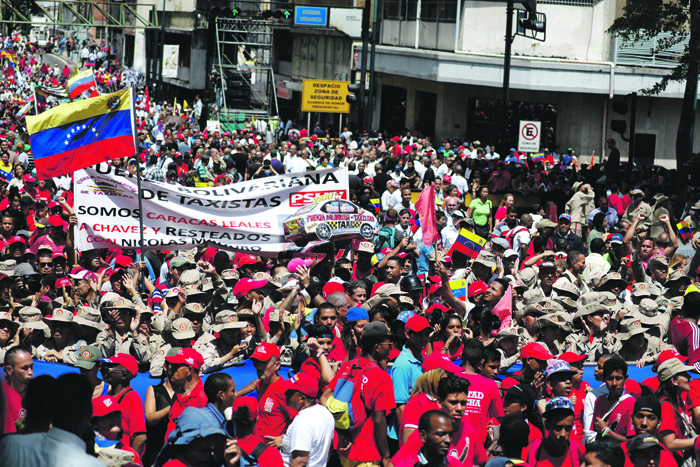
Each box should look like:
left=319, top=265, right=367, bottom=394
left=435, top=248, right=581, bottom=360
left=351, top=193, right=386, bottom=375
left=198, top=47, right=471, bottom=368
left=382, top=0, right=456, bottom=21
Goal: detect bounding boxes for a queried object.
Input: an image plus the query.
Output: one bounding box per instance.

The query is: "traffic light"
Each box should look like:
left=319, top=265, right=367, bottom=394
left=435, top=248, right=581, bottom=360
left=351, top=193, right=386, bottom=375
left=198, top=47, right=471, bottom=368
left=262, top=9, right=293, bottom=21
left=518, top=11, right=544, bottom=32
left=611, top=98, right=629, bottom=136
left=347, top=82, right=360, bottom=107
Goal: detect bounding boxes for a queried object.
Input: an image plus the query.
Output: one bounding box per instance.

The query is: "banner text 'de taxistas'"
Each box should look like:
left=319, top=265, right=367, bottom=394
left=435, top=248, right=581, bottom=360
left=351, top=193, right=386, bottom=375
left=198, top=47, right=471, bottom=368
left=75, top=164, right=349, bottom=254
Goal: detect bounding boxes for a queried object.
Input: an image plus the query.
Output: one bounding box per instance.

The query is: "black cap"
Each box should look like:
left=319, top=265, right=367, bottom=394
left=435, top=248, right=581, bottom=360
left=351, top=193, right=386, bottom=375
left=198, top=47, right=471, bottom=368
left=363, top=321, right=396, bottom=339
left=634, top=396, right=662, bottom=418
left=627, top=434, right=662, bottom=455
left=504, top=384, right=535, bottom=409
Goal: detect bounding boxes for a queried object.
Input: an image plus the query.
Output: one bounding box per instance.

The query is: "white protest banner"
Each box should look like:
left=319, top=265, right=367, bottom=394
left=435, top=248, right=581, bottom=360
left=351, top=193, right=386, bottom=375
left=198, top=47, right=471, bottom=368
left=75, top=164, right=349, bottom=255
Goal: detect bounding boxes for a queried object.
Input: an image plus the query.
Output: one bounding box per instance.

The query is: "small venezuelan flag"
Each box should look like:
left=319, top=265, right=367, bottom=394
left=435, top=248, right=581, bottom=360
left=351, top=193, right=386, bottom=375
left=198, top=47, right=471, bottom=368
left=678, top=221, right=693, bottom=241
left=449, top=228, right=486, bottom=259
left=449, top=279, right=466, bottom=301
left=67, top=69, right=96, bottom=100
left=26, top=88, right=136, bottom=180
left=371, top=198, right=381, bottom=209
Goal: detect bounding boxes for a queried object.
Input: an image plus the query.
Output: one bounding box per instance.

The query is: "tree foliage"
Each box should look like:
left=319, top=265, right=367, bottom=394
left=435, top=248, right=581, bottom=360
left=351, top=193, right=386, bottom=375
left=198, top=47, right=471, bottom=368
left=609, top=0, right=697, bottom=95
left=608, top=0, right=700, bottom=168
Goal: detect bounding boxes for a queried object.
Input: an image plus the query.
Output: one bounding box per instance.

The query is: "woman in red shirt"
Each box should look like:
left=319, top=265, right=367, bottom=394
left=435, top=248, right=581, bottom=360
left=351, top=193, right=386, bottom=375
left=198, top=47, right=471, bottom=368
left=655, top=358, right=698, bottom=465
left=426, top=313, right=464, bottom=363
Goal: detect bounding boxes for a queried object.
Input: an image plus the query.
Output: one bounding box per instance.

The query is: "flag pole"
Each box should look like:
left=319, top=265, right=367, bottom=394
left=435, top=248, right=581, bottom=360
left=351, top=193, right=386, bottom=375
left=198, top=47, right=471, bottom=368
left=33, top=86, right=37, bottom=115
left=130, top=85, right=146, bottom=292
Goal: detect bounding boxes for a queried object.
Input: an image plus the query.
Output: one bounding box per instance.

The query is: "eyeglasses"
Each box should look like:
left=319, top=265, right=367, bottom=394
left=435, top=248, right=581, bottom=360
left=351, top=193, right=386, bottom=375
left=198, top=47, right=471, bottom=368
left=39, top=262, right=53, bottom=267
left=377, top=342, right=395, bottom=348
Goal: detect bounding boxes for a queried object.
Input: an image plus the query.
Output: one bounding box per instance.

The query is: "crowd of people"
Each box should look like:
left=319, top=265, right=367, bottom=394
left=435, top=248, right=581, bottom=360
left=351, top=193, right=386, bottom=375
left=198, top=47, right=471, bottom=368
left=0, top=30, right=699, bottom=467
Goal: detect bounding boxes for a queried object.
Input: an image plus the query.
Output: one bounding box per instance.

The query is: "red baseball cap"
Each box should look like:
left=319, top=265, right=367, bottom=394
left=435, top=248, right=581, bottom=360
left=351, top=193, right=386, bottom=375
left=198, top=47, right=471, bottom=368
left=48, top=201, right=60, bottom=209
left=468, top=281, right=488, bottom=298
left=7, top=236, right=25, bottom=246
left=55, top=277, right=71, bottom=288
left=165, top=348, right=204, bottom=370
left=114, top=255, right=134, bottom=269
left=521, top=343, right=554, bottom=361
left=52, top=252, right=67, bottom=260
left=286, top=372, right=319, bottom=398
left=559, top=352, right=586, bottom=363
left=422, top=352, right=463, bottom=374
left=48, top=215, right=67, bottom=227
left=406, top=316, right=431, bottom=333
left=100, top=353, right=138, bottom=376
left=232, top=278, right=268, bottom=299
left=236, top=255, right=263, bottom=267
left=92, top=395, right=122, bottom=418
left=322, top=281, right=345, bottom=299
left=657, top=349, right=687, bottom=367
left=232, top=396, right=258, bottom=421
left=443, top=174, right=452, bottom=183
left=250, top=342, right=281, bottom=361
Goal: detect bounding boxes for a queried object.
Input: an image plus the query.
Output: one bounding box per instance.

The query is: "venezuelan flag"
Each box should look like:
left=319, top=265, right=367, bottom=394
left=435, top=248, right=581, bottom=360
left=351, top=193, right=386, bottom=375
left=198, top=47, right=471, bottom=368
left=449, top=228, right=486, bottom=259
left=34, top=86, right=48, bottom=111
left=26, top=88, right=136, bottom=179
left=678, top=221, right=693, bottom=241
left=449, top=280, right=466, bottom=301
left=67, top=69, right=96, bottom=100
left=370, top=198, right=380, bottom=209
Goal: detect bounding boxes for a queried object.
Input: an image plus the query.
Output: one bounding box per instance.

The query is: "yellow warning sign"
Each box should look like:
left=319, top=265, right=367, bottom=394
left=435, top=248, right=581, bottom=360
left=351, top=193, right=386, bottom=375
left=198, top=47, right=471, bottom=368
left=301, top=79, right=350, bottom=114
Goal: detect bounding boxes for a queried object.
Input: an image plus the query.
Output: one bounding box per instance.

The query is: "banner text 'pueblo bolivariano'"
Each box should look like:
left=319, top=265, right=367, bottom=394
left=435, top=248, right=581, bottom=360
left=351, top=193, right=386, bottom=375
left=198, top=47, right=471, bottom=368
left=75, top=164, right=349, bottom=255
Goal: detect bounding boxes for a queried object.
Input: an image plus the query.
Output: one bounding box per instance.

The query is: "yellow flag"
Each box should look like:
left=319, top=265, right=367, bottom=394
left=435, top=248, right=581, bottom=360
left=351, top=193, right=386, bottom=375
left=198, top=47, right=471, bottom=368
left=174, top=97, right=177, bottom=109
left=183, top=100, right=189, bottom=109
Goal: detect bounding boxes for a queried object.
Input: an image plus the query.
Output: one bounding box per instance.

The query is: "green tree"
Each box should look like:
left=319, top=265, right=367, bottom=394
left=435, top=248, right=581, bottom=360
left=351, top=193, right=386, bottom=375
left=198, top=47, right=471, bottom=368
left=608, top=0, right=700, bottom=168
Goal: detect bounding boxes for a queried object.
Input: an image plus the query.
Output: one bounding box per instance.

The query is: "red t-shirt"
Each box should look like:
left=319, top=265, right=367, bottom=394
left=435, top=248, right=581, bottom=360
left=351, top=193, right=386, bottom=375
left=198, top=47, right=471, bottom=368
left=427, top=341, right=464, bottom=362
left=299, top=358, right=326, bottom=396
left=659, top=398, right=690, bottom=442
left=399, top=392, right=440, bottom=446
left=590, top=393, right=635, bottom=438
left=238, top=433, right=284, bottom=467
left=327, top=336, right=346, bottom=363
left=162, top=460, right=188, bottom=467
left=393, top=420, right=488, bottom=467
left=3, top=382, right=24, bottom=434
left=620, top=439, right=675, bottom=467
left=254, top=377, right=297, bottom=439
left=114, top=387, right=147, bottom=449
left=330, top=357, right=396, bottom=462
left=641, top=376, right=660, bottom=394
left=393, top=453, right=462, bottom=467
left=165, top=381, right=207, bottom=442
left=669, top=317, right=700, bottom=369
left=456, top=373, right=504, bottom=442
left=687, top=379, right=700, bottom=409
left=570, top=382, right=590, bottom=444
left=524, top=438, right=584, bottom=467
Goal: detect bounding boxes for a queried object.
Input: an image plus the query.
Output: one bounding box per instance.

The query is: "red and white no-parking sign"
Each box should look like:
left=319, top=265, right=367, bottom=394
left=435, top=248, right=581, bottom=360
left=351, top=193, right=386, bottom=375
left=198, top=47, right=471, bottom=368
left=518, top=121, right=541, bottom=153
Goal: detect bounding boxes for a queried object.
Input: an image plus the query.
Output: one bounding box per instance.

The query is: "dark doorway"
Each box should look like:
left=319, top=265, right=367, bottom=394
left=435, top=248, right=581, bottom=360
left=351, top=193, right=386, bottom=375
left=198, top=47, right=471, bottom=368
left=415, top=91, right=437, bottom=139
left=380, top=85, right=407, bottom=136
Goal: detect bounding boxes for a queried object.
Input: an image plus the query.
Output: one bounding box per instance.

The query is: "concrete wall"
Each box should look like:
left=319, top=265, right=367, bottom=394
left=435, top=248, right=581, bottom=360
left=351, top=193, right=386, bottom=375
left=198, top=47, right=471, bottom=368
left=460, top=0, right=614, bottom=62
left=371, top=73, right=700, bottom=168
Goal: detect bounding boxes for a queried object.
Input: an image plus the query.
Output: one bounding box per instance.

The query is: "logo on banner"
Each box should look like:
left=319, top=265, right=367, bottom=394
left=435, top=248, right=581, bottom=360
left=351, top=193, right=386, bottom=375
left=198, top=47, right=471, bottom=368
left=289, top=190, right=347, bottom=207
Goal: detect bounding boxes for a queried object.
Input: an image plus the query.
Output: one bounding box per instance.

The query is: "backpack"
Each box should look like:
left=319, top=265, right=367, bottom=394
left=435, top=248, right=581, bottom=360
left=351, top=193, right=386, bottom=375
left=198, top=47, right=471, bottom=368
left=373, top=226, right=398, bottom=252
left=325, top=358, right=379, bottom=431
left=239, top=442, right=267, bottom=467
left=504, top=225, right=529, bottom=248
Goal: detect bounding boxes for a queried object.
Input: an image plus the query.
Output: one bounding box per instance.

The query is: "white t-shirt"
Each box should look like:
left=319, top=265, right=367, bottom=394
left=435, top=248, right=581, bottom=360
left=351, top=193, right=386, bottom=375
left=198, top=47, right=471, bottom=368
left=281, top=404, right=335, bottom=467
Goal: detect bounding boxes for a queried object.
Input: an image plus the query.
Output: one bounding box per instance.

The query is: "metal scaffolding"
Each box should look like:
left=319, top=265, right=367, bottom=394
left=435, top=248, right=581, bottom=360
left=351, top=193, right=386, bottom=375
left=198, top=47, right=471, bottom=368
left=0, top=1, right=159, bottom=28
left=214, top=16, right=279, bottom=127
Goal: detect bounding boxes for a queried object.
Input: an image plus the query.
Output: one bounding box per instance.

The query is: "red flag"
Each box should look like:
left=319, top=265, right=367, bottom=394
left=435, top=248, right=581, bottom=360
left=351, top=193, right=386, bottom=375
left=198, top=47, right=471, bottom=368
left=144, top=86, right=150, bottom=110
left=415, top=185, right=438, bottom=247
left=492, top=284, right=513, bottom=331
left=90, top=88, right=99, bottom=98
left=589, top=150, right=595, bottom=167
